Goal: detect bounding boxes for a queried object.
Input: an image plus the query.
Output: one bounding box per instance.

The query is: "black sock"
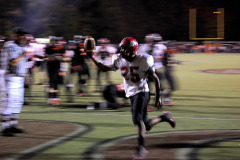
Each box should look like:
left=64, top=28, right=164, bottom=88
left=48, top=92, right=53, bottom=98
left=159, top=114, right=166, bottom=122
left=138, top=135, right=145, bottom=147
left=53, top=92, right=57, bottom=98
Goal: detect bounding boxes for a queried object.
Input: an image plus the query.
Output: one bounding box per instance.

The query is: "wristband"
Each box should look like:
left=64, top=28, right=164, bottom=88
left=92, top=56, right=96, bottom=61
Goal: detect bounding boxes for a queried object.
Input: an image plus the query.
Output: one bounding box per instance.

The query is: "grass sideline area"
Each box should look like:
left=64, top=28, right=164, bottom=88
left=16, top=53, right=240, bottom=159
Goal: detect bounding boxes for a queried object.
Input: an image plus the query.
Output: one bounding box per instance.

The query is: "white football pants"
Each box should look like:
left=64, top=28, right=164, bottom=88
left=0, top=70, right=7, bottom=114
left=3, top=76, right=25, bottom=115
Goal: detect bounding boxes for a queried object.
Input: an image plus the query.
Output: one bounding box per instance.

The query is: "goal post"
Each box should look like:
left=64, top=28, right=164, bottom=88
left=189, top=8, right=224, bottom=40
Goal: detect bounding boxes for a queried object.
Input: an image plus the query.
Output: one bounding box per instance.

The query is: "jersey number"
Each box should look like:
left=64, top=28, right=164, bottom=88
left=121, top=66, right=140, bottom=83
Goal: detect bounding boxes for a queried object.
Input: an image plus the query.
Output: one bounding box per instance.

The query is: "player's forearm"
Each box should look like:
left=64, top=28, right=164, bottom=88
left=90, top=56, right=112, bottom=72
left=9, top=53, right=26, bottom=66
left=151, top=73, right=161, bottom=91
left=150, top=73, right=161, bottom=103
left=154, top=77, right=161, bottom=101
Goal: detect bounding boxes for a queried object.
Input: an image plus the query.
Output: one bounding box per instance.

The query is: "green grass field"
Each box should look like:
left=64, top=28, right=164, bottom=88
left=19, top=53, right=240, bottom=160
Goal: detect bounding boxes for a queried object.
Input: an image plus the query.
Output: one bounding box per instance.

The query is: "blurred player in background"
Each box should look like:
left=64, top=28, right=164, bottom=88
left=33, top=40, right=47, bottom=86
left=65, top=35, right=90, bottom=98
left=1, top=27, right=29, bottom=136
left=139, top=33, right=175, bottom=105
left=102, top=83, right=127, bottom=109
left=95, top=38, right=116, bottom=89
left=161, top=49, right=179, bottom=105
left=23, top=34, right=37, bottom=104
left=44, top=37, right=71, bottom=106
left=139, top=33, right=166, bottom=86
left=23, top=34, right=47, bottom=104
left=85, top=37, right=175, bottom=159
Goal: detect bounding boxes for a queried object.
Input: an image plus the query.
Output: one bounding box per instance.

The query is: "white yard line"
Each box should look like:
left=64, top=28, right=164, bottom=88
left=4, top=121, right=91, bottom=160
left=61, top=112, right=240, bottom=121
left=83, top=129, right=240, bottom=160
left=21, top=109, right=240, bottom=121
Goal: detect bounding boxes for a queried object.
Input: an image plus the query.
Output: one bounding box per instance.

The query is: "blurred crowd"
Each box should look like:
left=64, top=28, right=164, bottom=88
left=1, top=28, right=239, bottom=109
left=1, top=30, right=178, bottom=108
left=165, top=41, right=240, bottom=53
left=1, top=29, right=240, bottom=107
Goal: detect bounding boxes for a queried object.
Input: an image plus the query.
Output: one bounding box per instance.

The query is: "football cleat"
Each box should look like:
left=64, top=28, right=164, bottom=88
left=147, top=107, right=152, bottom=112
left=160, top=111, right=176, bottom=128
left=1, top=127, right=15, bottom=136
left=164, top=102, right=174, bottom=106
left=10, top=125, right=24, bottom=133
left=163, top=97, right=172, bottom=102
left=131, top=146, right=148, bottom=160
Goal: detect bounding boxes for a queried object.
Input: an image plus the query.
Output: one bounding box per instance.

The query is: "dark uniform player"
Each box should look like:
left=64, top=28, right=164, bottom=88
left=65, top=35, right=90, bottom=98
left=102, top=83, right=127, bottom=109
left=161, top=50, right=179, bottom=105
left=45, top=37, right=70, bottom=105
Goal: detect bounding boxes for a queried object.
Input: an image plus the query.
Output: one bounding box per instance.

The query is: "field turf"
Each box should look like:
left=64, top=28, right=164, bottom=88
left=18, top=53, right=240, bottom=160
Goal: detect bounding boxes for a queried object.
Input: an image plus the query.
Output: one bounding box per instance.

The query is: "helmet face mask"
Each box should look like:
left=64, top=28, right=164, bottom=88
left=119, top=37, right=138, bottom=62
left=119, top=47, right=134, bottom=61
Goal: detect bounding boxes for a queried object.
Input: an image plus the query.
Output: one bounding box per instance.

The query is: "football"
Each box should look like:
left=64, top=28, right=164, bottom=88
left=84, top=36, right=96, bottom=53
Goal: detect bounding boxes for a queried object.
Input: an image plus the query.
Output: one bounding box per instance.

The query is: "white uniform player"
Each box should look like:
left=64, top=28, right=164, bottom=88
left=25, top=43, right=37, bottom=69
left=140, top=34, right=176, bottom=105
left=95, top=43, right=116, bottom=65
left=23, top=39, right=39, bottom=103
left=30, top=42, right=47, bottom=85
left=86, top=37, right=175, bottom=160
left=152, top=43, right=167, bottom=69
left=95, top=38, right=117, bottom=88
left=139, top=34, right=167, bottom=70
left=112, top=53, right=153, bottom=98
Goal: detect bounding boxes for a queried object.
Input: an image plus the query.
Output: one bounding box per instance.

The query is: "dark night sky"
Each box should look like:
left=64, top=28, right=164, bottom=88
left=0, top=0, right=240, bottom=42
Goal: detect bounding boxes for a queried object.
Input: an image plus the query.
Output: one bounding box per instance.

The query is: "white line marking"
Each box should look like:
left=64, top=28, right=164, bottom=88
left=176, top=135, right=240, bottom=160
left=4, top=121, right=89, bottom=160
left=21, top=110, right=240, bottom=121
left=60, top=112, right=240, bottom=121
left=86, top=130, right=240, bottom=160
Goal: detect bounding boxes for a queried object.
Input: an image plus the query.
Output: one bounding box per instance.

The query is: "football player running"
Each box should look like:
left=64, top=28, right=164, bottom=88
left=86, top=37, right=176, bottom=159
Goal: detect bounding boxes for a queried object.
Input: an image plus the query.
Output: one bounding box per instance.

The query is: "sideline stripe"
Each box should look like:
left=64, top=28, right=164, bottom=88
left=4, top=120, right=93, bottom=160
left=63, top=112, right=240, bottom=121
left=20, top=110, right=240, bottom=121
left=82, top=130, right=240, bottom=160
